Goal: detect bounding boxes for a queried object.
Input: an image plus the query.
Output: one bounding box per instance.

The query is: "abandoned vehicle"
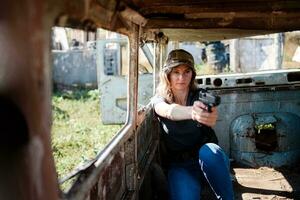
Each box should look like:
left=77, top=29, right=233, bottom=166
left=1, top=0, right=300, bottom=199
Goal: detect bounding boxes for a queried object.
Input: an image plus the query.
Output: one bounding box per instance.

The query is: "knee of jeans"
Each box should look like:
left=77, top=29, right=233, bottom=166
left=199, top=143, right=224, bottom=165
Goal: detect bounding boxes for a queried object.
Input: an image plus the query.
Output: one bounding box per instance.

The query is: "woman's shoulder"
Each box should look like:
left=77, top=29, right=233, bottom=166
left=150, top=94, right=166, bottom=107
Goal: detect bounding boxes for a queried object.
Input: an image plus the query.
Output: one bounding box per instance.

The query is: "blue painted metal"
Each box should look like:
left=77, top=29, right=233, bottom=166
left=198, top=69, right=300, bottom=167
left=230, top=112, right=300, bottom=167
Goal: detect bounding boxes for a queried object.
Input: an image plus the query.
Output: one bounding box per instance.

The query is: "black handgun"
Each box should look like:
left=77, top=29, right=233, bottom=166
left=198, top=89, right=221, bottom=112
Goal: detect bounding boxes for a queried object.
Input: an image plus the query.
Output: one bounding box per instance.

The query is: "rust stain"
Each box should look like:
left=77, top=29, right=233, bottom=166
left=98, top=152, right=124, bottom=199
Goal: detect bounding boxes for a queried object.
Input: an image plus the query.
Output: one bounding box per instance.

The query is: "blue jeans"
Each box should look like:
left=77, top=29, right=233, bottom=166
left=168, top=143, right=234, bottom=200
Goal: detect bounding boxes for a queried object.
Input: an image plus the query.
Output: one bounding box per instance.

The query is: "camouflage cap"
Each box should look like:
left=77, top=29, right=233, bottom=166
left=163, top=49, right=195, bottom=70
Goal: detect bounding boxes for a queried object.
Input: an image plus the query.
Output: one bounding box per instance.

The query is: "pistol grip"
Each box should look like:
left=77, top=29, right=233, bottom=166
left=207, top=105, right=212, bottom=113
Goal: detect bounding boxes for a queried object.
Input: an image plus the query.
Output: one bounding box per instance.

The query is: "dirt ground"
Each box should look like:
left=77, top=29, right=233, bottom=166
left=232, top=164, right=300, bottom=200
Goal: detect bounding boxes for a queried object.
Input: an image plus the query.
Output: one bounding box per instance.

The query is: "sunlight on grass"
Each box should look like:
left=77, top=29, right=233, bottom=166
left=51, top=89, right=122, bottom=188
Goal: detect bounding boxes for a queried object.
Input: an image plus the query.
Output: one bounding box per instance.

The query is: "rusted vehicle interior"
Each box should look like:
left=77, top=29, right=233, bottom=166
left=1, top=0, right=300, bottom=199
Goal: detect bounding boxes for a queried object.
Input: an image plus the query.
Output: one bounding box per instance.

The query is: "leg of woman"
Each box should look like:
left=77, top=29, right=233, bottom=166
left=199, top=143, right=234, bottom=200
left=168, top=160, right=202, bottom=200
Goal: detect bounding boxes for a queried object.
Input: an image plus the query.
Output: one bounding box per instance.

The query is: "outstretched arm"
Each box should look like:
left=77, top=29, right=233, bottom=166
left=154, top=101, right=218, bottom=127
left=154, top=101, right=193, bottom=120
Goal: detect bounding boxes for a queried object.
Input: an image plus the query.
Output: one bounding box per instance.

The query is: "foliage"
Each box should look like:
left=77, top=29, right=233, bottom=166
left=51, top=89, right=122, bottom=190
left=255, top=123, right=275, bottom=134
left=195, top=63, right=233, bottom=76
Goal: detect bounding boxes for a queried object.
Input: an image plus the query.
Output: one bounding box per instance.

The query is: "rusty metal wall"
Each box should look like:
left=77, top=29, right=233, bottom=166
left=136, top=108, right=160, bottom=183
left=0, top=0, right=141, bottom=199
left=0, top=1, right=59, bottom=199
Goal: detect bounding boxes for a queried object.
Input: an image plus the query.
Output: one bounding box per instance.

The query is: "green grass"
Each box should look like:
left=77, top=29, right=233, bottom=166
left=195, top=63, right=233, bottom=75
left=51, top=89, right=122, bottom=186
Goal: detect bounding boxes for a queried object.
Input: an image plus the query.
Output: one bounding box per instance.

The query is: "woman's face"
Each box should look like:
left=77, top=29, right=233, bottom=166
left=169, top=64, right=193, bottom=92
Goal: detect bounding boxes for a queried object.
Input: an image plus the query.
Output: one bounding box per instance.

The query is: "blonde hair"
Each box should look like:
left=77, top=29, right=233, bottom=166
left=156, top=66, right=197, bottom=103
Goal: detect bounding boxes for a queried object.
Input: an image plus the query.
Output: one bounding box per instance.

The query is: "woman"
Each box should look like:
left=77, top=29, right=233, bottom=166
left=151, top=49, right=234, bottom=200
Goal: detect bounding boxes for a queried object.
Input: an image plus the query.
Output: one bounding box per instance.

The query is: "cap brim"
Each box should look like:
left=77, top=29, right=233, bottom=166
left=164, top=62, right=194, bottom=70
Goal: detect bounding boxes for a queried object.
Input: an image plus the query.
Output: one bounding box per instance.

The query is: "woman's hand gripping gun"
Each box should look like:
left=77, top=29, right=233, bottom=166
left=196, top=89, right=221, bottom=127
